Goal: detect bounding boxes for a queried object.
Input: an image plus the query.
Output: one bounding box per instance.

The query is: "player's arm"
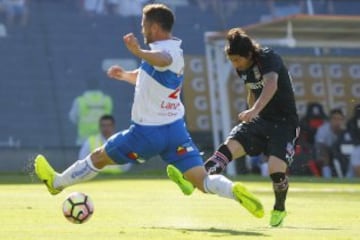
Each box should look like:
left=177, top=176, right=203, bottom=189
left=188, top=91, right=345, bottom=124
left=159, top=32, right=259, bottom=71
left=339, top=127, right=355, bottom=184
left=135, top=49, right=172, bottom=67
left=251, top=71, right=278, bottom=113
left=107, top=66, right=138, bottom=85
left=239, top=72, right=278, bottom=122
left=123, top=33, right=172, bottom=67
left=246, top=86, right=255, bottom=108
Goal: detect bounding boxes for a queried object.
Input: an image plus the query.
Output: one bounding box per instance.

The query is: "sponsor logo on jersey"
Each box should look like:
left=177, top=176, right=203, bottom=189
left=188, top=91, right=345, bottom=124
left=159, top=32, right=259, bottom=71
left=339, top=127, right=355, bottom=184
left=253, top=66, right=261, bottom=80
left=160, top=101, right=181, bottom=110
left=239, top=74, right=247, bottom=81
left=246, top=80, right=265, bottom=90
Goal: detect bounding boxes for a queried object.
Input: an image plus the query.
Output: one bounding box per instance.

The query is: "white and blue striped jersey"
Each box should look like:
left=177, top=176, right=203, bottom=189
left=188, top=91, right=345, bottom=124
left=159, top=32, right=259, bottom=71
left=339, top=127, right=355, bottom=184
left=131, top=38, right=185, bottom=125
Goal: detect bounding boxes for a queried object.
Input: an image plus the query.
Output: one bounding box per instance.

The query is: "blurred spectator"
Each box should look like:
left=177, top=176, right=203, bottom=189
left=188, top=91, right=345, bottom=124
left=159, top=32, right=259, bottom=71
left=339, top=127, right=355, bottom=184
left=297, top=103, right=327, bottom=177
left=314, top=108, right=345, bottom=178
left=299, top=102, right=327, bottom=146
left=350, top=147, right=360, bottom=177
left=347, top=104, right=360, bottom=146
left=4, top=0, right=28, bottom=27
left=79, top=114, right=132, bottom=173
left=69, top=79, right=113, bottom=145
left=332, top=129, right=355, bottom=178
left=347, top=104, right=360, bottom=177
left=79, top=114, right=115, bottom=159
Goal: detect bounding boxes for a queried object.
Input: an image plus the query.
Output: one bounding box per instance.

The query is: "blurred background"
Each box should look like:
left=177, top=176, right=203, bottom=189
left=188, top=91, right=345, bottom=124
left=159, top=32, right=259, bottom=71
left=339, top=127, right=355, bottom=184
left=0, top=0, right=359, bottom=178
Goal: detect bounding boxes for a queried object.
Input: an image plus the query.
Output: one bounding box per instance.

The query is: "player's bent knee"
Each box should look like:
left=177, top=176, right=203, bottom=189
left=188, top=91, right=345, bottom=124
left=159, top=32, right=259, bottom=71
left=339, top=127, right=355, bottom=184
left=90, top=147, right=115, bottom=169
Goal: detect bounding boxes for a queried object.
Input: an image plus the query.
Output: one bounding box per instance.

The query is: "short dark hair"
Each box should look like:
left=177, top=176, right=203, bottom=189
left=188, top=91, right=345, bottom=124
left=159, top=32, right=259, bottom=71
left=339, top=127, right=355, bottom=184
left=329, top=108, right=344, bottom=118
left=143, top=3, right=174, bottom=32
left=99, top=114, right=115, bottom=124
left=225, top=28, right=260, bottom=58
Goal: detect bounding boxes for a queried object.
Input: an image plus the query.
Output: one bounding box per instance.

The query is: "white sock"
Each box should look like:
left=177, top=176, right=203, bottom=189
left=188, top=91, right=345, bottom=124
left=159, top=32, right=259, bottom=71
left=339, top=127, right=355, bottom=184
left=322, top=166, right=332, bottom=178
left=54, top=156, right=99, bottom=189
left=203, top=175, right=234, bottom=200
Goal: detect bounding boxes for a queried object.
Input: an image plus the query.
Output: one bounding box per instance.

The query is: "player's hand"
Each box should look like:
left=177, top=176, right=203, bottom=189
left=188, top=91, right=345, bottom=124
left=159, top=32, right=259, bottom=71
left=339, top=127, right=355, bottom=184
left=107, top=65, right=124, bottom=80
left=123, top=33, right=141, bottom=56
left=238, top=108, right=259, bottom=122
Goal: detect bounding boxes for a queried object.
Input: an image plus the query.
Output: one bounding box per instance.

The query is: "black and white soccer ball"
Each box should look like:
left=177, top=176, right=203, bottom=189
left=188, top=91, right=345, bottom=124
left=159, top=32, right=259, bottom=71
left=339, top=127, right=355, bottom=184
left=62, top=192, right=94, bottom=224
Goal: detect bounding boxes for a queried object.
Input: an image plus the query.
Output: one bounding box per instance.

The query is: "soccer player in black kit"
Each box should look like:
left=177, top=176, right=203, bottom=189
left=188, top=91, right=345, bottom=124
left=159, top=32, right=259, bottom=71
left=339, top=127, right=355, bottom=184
left=167, top=27, right=299, bottom=227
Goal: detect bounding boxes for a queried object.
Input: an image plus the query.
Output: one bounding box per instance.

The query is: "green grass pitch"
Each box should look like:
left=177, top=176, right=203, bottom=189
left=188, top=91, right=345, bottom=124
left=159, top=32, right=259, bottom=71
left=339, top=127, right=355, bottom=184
left=0, top=174, right=359, bottom=240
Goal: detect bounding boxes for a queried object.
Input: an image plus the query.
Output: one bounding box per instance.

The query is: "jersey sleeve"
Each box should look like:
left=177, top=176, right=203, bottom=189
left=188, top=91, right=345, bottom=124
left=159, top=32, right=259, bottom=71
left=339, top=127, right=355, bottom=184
left=258, top=49, right=282, bottom=75
left=149, top=44, right=175, bottom=72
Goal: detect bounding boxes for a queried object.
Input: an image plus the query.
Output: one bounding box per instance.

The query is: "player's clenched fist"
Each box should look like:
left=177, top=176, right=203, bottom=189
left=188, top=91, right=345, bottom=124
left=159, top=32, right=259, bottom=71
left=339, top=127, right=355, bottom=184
left=107, top=65, right=124, bottom=80
left=123, top=33, right=141, bottom=55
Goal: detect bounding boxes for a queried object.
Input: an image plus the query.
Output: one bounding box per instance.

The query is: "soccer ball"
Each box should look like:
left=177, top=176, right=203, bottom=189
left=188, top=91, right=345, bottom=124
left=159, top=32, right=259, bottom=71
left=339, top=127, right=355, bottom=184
left=62, top=192, right=94, bottom=224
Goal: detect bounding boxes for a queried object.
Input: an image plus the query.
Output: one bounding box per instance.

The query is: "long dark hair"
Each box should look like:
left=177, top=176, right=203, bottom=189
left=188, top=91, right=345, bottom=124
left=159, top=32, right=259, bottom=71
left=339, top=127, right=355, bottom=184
left=225, top=28, right=260, bottom=58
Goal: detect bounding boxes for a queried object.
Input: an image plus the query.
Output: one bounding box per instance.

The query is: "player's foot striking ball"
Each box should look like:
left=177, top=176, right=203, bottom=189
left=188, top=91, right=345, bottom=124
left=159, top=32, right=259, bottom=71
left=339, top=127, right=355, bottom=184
left=34, top=154, right=62, bottom=195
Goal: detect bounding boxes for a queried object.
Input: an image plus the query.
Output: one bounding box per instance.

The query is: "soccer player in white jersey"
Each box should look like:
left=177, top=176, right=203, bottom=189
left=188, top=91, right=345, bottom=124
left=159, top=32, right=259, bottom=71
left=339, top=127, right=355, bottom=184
left=34, top=3, right=264, bottom=219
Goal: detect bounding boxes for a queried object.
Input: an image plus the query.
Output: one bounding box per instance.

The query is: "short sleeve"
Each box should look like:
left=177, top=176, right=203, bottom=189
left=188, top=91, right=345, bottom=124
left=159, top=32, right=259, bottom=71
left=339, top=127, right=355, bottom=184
left=150, top=44, right=173, bottom=72
left=258, top=49, right=282, bottom=75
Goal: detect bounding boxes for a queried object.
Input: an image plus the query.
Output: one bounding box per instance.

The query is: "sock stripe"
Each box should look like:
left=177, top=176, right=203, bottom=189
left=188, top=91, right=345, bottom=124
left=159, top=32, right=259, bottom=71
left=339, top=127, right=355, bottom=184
left=203, top=176, right=213, bottom=194
left=213, top=151, right=230, bottom=169
left=85, top=157, right=100, bottom=172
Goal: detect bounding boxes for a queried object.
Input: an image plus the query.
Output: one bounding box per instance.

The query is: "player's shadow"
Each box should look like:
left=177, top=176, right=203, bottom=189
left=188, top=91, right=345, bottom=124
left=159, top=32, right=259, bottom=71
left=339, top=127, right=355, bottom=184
left=143, top=226, right=268, bottom=237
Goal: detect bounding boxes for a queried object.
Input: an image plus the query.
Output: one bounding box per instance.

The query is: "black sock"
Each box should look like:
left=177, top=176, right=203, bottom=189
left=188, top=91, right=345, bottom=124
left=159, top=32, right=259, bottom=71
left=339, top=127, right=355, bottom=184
left=270, top=172, right=288, bottom=211
left=218, top=144, right=233, bottom=160
left=204, top=144, right=232, bottom=174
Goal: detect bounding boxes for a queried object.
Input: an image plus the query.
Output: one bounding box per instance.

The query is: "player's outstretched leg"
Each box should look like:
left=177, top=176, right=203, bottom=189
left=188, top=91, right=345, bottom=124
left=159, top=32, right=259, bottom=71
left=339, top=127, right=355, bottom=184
left=171, top=165, right=264, bottom=218
left=34, top=154, right=63, bottom=195
left=167, top=164, right=194, bottom=195
left=34, top=151, right=103, bottom=195
left=201, top=174, right=264, bottom=218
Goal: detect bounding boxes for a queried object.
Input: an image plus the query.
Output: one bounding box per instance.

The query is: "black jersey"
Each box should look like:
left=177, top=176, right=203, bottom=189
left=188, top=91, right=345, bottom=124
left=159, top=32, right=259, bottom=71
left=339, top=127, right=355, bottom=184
left=236, top=48, right=298, bottom=126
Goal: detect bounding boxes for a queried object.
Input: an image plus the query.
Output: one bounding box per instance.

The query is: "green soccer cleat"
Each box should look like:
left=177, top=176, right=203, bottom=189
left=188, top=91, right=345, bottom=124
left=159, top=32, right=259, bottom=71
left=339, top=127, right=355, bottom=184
left=166, top=164, right=195, bottom=195
left=34, top=154, right=62, bottom=195
left=270, top=210, right=287, bottom=227
left=232, top=183, right=264, bottom=218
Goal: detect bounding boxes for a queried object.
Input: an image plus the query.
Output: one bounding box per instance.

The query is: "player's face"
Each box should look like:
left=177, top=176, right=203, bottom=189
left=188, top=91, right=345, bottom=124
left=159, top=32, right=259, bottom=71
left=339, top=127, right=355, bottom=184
left=141, top=16, right=154, bottom=45
left=99, top=119, right=115, bottom=139
left=227, top=54, right=253, bottom=71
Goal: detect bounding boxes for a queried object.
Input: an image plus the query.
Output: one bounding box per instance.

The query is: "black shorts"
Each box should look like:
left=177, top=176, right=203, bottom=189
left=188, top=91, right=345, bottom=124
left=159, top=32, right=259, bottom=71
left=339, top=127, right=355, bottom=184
left=228, top=118, right=299, bottom=165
